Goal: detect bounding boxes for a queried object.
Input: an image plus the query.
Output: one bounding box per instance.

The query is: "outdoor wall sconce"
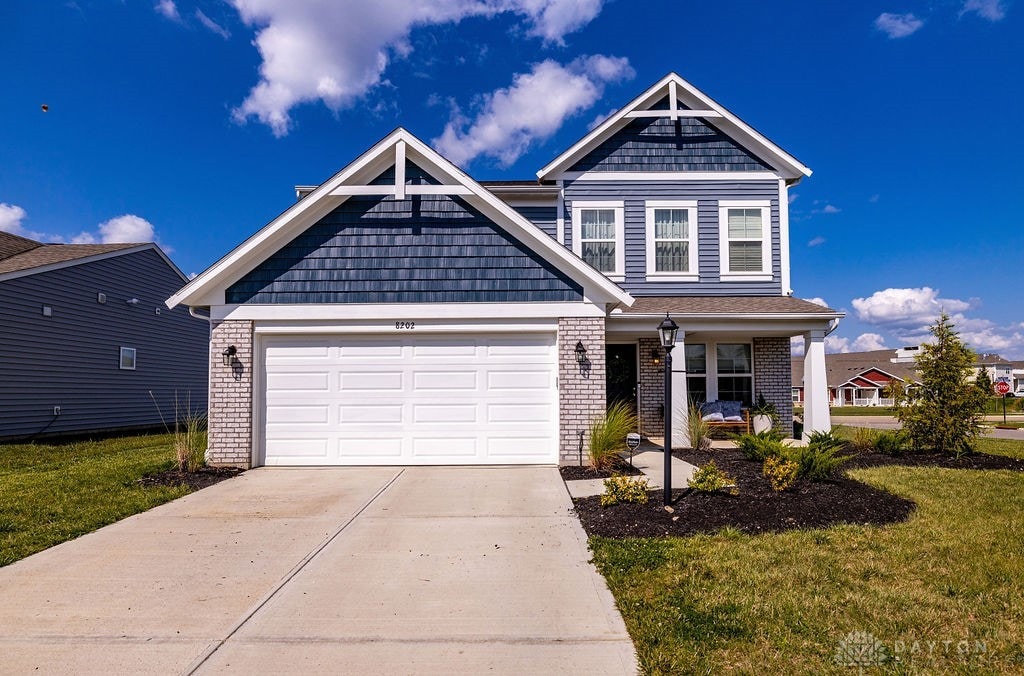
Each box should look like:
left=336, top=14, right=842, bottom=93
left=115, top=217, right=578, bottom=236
left=222, top=345, right=237, bottom=366
left=574, top=341, right=587, bottom=365
left=650, top=348, right=662, bottom=366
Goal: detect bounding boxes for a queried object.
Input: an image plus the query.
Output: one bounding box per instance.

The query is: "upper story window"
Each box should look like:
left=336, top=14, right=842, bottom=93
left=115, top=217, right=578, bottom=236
left=645, top=201, right=698, bottom=280
left=718, top=200, right=771, bottom=281
left=572, top=201, right=624, bottom=279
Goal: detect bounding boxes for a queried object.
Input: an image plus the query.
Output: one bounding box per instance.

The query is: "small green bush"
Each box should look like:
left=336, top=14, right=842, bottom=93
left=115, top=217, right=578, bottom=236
left=601, top=475, right=650, bottom=506
left=687, top=402, right=711, bottom=451
left=874, top=429, right=910, bottom=456
left=688, top=460, right=739, bottom=495
left=782, top=439, right=854, bottom=482
left=588, top=401, right=639, bottom=470
left=733, top=431, right=787, bottom=462
left=848, top=427, right=879, bottom=454
left=806, top=429, right=848, bottom=453
left=763, top=455, right=799, bottom=492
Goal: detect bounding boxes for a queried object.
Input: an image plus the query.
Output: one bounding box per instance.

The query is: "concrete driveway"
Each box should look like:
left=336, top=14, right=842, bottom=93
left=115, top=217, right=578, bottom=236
left=0, top=467, right=636, bottom=675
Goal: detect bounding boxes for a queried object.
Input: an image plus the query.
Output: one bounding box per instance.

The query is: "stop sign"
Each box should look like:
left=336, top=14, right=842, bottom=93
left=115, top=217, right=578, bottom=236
left=995, top=381, right=1011, bottom=396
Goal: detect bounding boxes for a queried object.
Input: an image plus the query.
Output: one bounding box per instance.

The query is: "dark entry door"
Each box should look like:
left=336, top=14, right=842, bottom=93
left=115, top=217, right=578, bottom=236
left=606, top=344, right=638, bottom=409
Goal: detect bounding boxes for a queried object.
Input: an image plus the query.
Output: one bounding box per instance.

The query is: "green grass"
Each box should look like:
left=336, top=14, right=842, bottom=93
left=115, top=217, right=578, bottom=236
left=975, top=437, right=1024, bottom=459
left=0, top=434, right=196, bottom=566
left=797, top=406, right=897, bottom=417
left=590, top=443, right=1024, bottom=673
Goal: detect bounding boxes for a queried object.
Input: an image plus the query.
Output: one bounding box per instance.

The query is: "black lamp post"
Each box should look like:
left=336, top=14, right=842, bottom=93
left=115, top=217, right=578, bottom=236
left=658, top=313, right=679, bottom=505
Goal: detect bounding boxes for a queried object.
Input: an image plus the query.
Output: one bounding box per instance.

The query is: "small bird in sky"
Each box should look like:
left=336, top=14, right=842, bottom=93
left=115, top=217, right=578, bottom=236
left=41, top=104, right=49, bottom=112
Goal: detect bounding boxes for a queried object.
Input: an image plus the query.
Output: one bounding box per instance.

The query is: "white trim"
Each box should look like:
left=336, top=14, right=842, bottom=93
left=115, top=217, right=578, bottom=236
left=394, top=140, right=406, bottom=200
left=571, top=201, right=625, bottom=280
left=718, top=201, right=772, bottom=281
left=212, top=302, right=607, bottom=322
left=0, top=244, right=188, bottom=284
left=167, top=128, right=633, bottom=309
left=538, top=72, right=812, bottom=181
left=624, top=110, right=722, bottom=118
left=644, top=200, right=698, bottom=280
left=252, top=318, right=560, bottom=335
left=778, top=179, right=791, bottom=295
left=556, top=183, right=565, bottom=246
left=328, top=184, right=474, bottom=196
left=560, top=171, right=780, bottom=182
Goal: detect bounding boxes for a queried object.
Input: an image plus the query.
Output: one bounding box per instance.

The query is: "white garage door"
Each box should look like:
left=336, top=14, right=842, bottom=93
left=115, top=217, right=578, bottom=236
left=261, top=334, right=558, bottom=465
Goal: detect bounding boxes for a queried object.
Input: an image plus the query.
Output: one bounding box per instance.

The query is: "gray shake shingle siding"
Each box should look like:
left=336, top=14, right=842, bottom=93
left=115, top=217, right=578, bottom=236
left=512, top=206, right=558, bottom=239
left=227, top=185, right=582, bottom=304
left=0, top=248, right=208, bottom=440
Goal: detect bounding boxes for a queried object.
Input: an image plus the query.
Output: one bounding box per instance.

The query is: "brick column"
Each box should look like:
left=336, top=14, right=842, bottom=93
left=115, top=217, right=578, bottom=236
left=558, top=317, right=606, bottom=464
left=753, top=336, right=794, bottom=437
left=207, top=320, right=254, bottom=467
left=637, top=336, right=663, bottom=438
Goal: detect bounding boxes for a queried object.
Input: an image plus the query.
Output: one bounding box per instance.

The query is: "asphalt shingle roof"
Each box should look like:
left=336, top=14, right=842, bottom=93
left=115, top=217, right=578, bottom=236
left=0, top=233, right=141, bottom=276
left=618, top=296, right=840, bottom=315
left=792, top=349, right=920, bottom=388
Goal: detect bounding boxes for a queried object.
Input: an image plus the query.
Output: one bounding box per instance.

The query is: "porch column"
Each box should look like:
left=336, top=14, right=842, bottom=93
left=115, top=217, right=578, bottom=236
left=671, top=331, right=689, bottom=448
left=802, top=329, right=831, bottom=438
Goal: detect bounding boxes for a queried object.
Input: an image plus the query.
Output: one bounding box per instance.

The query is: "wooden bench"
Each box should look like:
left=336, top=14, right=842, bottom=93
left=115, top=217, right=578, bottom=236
left=702, top=408, right=751, bottom=436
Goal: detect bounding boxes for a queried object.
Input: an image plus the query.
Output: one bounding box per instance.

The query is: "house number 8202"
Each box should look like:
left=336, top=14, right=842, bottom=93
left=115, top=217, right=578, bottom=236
left=395, top=321, right=415, bottom=330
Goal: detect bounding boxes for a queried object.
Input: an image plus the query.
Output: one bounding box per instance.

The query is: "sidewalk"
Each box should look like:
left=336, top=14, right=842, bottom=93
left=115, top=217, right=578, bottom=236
left=565, top=440, right=702, bottom=498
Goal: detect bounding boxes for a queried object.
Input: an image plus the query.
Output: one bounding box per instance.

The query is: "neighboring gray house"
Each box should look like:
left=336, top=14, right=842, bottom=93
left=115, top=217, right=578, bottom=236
left=0, top=231, right=208, bottom=440
left=168, top=73, right=841, bottom=468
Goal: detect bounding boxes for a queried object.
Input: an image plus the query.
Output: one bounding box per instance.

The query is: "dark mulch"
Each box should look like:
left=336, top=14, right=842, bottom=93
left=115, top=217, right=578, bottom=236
left=572, top=447, right=916, bottom=539
left=560, top=462, right=643, bottom=481
left=846, top=450, right=1024, bottom=472
left=138, top=466, right=244, bottom=491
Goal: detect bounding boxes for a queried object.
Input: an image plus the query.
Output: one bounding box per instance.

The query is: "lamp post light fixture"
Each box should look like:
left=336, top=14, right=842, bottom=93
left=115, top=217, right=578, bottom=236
left=221, top=345, right=237, bottom=366
left=574, top=340, right=587, bottom=366
left=657, top=313, right=679, bottom=505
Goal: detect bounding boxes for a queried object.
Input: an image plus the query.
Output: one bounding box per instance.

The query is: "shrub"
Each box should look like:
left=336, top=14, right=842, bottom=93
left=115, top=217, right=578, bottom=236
left=686, top=402, right=711, bottom=452
left=847, top=427, right=879, bottom=454
left=601, top=475, right=650, bottom=506
left=588, top=401, right=639, bottom=470
left=688, top=460, right=738, bottom=495
left=763, top=455, right=799, bottom=492
left=782, top=439, right=853, bottom=482
left=806, top=429, right=847, bottom=453
left=874, top=429, right=910, bottom=456
left=175, top=408, right=207, bottom=473
left=733, top=430, right=787, bottom=462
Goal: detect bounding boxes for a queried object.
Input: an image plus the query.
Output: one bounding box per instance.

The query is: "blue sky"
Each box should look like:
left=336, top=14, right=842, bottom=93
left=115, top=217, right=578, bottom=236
left=1, top=1, right=1021, bottom=357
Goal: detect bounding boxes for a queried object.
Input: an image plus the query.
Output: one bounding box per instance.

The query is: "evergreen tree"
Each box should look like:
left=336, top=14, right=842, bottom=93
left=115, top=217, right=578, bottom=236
left=892, top=313, right=987, bottom=457
left=974, top=368, right=993, bottom=397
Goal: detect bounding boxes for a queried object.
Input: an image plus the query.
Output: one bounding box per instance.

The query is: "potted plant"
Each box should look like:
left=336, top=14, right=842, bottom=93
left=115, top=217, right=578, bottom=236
left=751, top=393, right=778, bottom=434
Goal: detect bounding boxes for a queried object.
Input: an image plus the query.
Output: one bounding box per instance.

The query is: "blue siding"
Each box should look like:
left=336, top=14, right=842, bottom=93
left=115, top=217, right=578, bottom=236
left=0, top=249, right=209, bottom=440
left=227, top=184, right=582, bottom=304
left=569, top=97, right=772, bottom=173
left=512, top=205, right=558, bottom=239
left=563, top=179, right=782, bottom=296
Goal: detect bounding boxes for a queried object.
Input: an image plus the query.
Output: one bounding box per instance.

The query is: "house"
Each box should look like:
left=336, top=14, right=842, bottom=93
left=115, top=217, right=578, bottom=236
left=0, top=231, right=208, bottom=440
left=791, top=349, right=917, bottom=407
left=1013, top=362, right=1024, bottom=394
left=167, top=73, right=842, bottom=468
left=972, top=353, right=1014, bottom=391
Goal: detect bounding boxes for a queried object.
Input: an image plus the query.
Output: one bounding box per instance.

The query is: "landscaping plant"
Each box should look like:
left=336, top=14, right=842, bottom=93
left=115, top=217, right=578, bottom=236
left=890, top=313, right=988, bottom=457
left=762, top=455, right=799, bottom=492
left=600, top=475, right=650, bottom=506
left=847, top=426, right=879, bottom=454
left=873, top=429, right=910, bottom=456
left=686, top=402, right=711, bottom=451
left=782, top=438, right=853, bottom=482
left=688, top=460, right=738, bottom=495
left=588, top=401, right=639, bottom=470
left=733, top=430, right=787, bottom=462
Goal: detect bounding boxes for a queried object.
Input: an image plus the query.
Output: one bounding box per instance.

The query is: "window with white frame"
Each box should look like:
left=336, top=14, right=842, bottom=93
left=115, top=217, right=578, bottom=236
left=572, top=202, right=624, bottom=277
left=119, top=347, right=137, bottom=370
left=719, top=201, right=771, bottom=280
left=645, top=201, right=697, bottom=279
left=685, top=343, right=707, bottom=404
left=716, top=343, right=753, bottom=406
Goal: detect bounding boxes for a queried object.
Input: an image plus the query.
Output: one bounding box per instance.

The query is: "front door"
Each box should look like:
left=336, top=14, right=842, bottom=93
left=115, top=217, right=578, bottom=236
left=606, top=343, right=638, bottom=410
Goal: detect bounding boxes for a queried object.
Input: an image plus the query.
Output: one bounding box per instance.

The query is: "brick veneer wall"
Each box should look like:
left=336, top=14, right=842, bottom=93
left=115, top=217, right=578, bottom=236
left=638, top=336, right=663, bottom=437
left=558, top=317, right=606, bottom=464
left=207, top=320, right=254, bottom=467
left=753, top=336, right=793, bottom=436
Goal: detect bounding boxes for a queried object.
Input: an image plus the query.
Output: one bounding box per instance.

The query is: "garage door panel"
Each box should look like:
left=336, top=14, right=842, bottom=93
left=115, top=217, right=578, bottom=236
left=263, top=333, right=557, bottom=465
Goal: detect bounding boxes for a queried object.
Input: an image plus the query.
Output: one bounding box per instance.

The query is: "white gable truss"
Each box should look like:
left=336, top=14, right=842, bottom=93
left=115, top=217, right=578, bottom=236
left=537, top=72, right=812, bottom=183
left=167, top=128, right=634, bottom=310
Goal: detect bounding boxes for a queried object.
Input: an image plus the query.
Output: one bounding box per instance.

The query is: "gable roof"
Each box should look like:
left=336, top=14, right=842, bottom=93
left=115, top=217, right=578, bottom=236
left=792, top=349, right=920, bottom=389
left=0, top=233, right=185, bottom=283
left=168, top=128, right=634, bottom=309
left=537, top=72, right=812, bottom=182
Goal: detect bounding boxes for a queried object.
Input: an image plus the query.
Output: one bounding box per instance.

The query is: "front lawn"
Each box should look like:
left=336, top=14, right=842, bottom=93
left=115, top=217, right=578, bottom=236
left=588, top=442, right=1024, bottom=672
left=0, top=434, right=195, bottom=566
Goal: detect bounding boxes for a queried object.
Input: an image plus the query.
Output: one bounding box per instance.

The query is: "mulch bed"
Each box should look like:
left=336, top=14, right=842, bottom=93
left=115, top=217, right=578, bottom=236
left=846, top=450, right=1024, bottom=472
left=559, top=462, right=643, bottom=481
left=137, top=466, right=244, bottom=491
left=572, top=447, right=916, bottom=538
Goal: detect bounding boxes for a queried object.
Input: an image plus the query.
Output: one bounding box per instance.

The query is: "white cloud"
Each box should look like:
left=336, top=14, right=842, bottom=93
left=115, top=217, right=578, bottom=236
left=807, top=236, right=826, bottom=247
left=852, top=333, right=888, bottom=351
left=0, top=202, right=28, bottom=235
left=961, top=0, right=1007, bottom=20
left=869, top=194, right=880, bottom=203
left=791, top=336, right=804, bottom=357
left=820, top=204, right=841, bottom=214
left=196, top=9, right=231, bottom=38
left=788, top=192, right=799, bottom=204
left=155, top=0, right=181, bottom=22
left=806, top=297, right=830, bottom=308
left=433, top=55, right=633, bottom=167
left=874, top=12, right=924, bottom=38
left=72, top=215, right=156, bottom=244
left=825, top=335, right=850, bottom=354
left=586, top=107, right=617, bottom=131
left=852, top=287, right=972, bottom=329
left=228, top=0, right=607, bottom=137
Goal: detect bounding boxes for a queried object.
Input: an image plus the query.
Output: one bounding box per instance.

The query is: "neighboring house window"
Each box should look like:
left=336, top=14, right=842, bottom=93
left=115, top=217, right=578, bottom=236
left=645, top=201, right=698, bottom=280
left=685, top=344, right=707, bottom=405
left=716, top=343, right=753, bottom=406
left=792, top=388, right=801, bottom=403
left=119, top=347, right=137, bottom=370
left=571, top=202, right=624, bottom=278
left=719, top=201, right=771, bottom=281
